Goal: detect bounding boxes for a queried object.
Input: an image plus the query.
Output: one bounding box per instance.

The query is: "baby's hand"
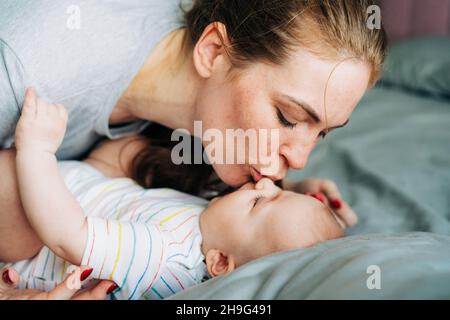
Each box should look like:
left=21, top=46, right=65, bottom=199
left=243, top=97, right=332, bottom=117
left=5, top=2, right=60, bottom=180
left=15, top=88, right=68, bottom=154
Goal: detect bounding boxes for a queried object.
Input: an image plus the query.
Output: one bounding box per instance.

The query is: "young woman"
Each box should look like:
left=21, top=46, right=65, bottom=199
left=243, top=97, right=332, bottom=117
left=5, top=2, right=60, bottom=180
left=0, top=0, right=387, bottom=299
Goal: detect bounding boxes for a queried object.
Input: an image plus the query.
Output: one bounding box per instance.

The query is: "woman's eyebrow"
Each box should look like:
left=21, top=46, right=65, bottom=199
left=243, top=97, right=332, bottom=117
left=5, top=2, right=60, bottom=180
left=282, top=94, right=349, bottom=129
left=330, top=119, right=350, bottom=130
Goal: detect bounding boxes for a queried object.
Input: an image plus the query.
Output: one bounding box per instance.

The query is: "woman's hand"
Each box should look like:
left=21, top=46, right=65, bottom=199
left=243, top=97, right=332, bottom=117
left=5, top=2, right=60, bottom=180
left=285, top=178, right=358, bottom=228
left=0, top=267, right=114, bottom=300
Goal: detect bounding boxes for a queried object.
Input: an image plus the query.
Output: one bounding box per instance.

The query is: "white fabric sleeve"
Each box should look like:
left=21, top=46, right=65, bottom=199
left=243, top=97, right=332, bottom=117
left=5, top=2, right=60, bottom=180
left=81, top=217, right=167, bottom=300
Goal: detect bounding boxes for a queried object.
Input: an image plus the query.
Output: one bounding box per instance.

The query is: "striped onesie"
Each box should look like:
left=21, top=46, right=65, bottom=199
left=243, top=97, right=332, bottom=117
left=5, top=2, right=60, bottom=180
left=1, top=161, right=210, bottom=299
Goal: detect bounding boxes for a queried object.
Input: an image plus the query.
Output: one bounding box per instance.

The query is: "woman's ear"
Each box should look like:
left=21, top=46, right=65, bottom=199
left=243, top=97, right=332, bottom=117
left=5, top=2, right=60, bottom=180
left=205, top=249, right=236, bottom=277
left=193, top=22, right=230, bottom=78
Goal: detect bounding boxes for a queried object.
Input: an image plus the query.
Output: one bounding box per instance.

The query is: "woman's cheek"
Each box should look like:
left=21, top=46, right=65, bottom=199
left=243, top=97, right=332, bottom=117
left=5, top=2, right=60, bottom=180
left=210, top=162, right=248, bottom=187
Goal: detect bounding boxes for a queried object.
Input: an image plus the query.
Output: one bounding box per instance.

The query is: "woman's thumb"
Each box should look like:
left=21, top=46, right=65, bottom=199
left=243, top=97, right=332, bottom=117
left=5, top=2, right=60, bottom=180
left=45, top=266, right=87, bottom=300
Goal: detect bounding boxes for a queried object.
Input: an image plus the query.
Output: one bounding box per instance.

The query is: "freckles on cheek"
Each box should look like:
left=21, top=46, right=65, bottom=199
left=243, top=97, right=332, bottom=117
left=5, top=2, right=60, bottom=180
left=238, top=89, right=270, bottom=130
left=228, top=88, right=251, bottom=128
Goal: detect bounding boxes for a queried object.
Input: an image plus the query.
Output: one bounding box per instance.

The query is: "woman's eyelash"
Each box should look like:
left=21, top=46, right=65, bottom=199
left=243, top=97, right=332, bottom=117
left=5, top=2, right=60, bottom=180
left=275, top=106, right=328, bottom=138
left=319, top=131, right=328, bottom=139
left=276, top=108, right=296, bottom=129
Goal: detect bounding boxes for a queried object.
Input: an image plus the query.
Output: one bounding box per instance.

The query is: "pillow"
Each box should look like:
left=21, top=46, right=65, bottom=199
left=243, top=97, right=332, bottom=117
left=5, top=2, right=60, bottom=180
left=380, top=37, right=450, bottom=98
left=168, top=233, right=450, bottom=299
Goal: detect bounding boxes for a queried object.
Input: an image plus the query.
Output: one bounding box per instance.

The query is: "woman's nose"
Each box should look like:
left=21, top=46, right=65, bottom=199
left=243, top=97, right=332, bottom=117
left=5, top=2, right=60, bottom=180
left=279, top=141, right=315, bottom=170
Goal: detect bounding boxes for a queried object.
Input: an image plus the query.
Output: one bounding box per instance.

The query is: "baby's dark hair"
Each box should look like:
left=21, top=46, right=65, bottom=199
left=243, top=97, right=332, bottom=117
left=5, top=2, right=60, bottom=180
left=129, top=124, right=213, bottom=196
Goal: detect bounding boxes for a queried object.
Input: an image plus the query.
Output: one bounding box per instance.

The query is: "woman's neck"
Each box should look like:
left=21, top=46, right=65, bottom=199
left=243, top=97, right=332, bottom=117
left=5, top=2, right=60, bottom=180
left=111, top=28, right=200, bottom=133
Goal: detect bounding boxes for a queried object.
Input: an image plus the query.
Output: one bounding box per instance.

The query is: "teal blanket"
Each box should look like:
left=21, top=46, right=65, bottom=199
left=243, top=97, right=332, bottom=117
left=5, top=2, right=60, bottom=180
left=170, top=85, right=450, bottom=299
left=171, top=233, right=450, bottom=299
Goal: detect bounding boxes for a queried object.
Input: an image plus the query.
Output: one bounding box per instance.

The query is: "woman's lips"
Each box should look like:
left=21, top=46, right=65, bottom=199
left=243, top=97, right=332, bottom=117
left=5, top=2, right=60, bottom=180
left=250, top=167, right=263, bottom=182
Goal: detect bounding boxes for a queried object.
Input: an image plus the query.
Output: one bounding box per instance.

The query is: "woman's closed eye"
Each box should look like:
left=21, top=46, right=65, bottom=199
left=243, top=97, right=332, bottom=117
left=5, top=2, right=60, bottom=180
left=319, top=130, right=328, bottom=139
left=276, top=108, right=297, bottom=129
left=277, top=107, right=328, bottom=139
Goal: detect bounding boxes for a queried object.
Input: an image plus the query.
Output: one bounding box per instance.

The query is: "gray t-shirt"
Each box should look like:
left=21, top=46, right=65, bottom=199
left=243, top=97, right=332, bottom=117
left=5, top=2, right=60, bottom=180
left=0, top=0, right=186, bottom=159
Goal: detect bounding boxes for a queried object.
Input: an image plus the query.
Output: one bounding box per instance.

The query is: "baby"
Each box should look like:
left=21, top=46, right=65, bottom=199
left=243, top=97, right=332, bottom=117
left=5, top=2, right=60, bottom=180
left=2, top=91, right=348, bottom=300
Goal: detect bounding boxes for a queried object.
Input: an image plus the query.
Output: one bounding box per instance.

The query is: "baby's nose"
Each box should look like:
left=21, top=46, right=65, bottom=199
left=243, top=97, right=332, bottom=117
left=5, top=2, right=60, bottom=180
left=255, top=178, right=281, bottom=199
left=255, top=177, right=273, bottom=189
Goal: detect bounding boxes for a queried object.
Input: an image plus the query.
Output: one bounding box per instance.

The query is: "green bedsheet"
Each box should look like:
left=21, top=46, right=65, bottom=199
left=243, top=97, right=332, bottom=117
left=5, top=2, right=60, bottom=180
left=169, top=85, right=450, bottom=299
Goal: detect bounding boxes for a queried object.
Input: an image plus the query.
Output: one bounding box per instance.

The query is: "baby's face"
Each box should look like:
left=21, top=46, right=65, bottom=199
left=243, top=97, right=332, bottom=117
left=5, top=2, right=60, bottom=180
left=200, top=178, right=344, bottom=267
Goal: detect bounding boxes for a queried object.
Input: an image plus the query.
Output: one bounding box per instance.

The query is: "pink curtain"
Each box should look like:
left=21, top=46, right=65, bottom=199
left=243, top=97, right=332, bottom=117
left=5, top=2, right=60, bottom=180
left=379, top=0, right=450, bottom=42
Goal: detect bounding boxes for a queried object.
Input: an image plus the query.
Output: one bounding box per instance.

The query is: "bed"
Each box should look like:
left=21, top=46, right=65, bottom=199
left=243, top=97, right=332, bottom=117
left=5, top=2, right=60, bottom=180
left=168, top=34, right=450, bottom=299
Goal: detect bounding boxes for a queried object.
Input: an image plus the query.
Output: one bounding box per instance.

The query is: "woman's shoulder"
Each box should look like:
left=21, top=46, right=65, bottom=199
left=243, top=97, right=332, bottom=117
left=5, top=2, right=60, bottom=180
left=0, top=0, right=184, bottom=155
left=0, top=0, right=185, bottom=101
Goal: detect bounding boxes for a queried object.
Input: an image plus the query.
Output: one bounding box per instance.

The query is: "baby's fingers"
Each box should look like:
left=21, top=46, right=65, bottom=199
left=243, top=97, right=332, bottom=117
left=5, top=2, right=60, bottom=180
left=55, top=103, right=68, bottom=121
left=22, top=87, right=37, bottom=117
left=36, top=96, right=53, bottom=116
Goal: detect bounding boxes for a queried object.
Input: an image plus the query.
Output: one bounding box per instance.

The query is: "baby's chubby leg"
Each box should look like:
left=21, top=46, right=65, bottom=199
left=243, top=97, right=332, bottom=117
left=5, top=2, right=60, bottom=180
left=0, top=148, right=44, bottom=262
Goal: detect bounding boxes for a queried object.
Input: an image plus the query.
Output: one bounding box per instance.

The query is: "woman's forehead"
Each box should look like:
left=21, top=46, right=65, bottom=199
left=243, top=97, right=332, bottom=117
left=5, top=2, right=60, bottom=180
left=264, top=53, right=370, bottom=122
left=268, top=48, right=369, bottom=91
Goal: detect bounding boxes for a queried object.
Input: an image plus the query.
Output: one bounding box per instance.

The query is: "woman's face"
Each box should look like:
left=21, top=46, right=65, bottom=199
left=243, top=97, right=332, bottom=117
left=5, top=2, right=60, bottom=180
left=194, top=46, right=371, bottom=187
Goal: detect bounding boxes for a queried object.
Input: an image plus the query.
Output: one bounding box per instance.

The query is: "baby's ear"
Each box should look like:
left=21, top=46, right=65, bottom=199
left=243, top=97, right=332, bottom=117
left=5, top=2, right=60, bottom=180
left=205, top=249, right=236, bottom=277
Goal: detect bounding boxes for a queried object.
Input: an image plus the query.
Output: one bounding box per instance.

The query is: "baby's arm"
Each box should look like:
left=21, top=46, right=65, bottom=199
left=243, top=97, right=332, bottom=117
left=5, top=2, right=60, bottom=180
left=14, top=88, right=86, bottom=265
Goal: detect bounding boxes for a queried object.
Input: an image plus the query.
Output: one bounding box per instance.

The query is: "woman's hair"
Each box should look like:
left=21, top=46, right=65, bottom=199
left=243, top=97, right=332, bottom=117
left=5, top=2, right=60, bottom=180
left=130, top=124, right=213, bottom=195
left=130, top=1, right=388, bottom=195
left=183, top=0, right=387, bottom=86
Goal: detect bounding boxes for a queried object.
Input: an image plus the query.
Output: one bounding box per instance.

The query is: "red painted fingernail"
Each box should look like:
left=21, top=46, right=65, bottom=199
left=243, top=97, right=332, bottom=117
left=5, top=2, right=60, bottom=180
left=331, top=199, right=342, bottom=209
left=314, top=193, right=326, bottom=203
left=107, top=283, right=119, bottom=294
left=80, top=268, right=93, bottom=281
left=2, top=270, right=13, bottom=285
